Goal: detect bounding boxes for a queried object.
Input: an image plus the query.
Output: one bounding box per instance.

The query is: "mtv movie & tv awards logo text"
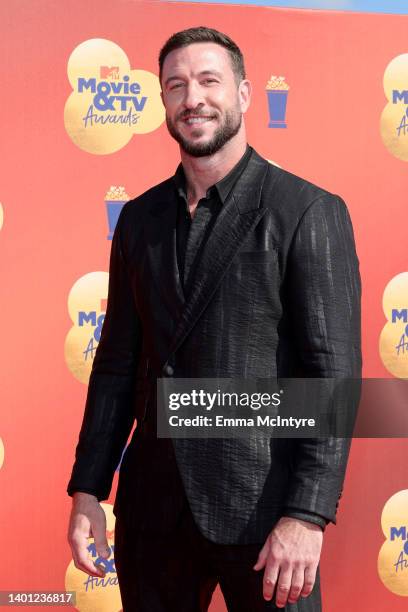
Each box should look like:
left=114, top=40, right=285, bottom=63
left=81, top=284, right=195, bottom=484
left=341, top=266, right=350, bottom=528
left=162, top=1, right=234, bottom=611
left=64, top=272, right=109, bottom=384
left=380, top=53, right=408, bottom=162
left=379, top=272, right=408, bottom=378
left=378, top=490, right=408, bottom=597
left=64, top=39, right=164, bottom=154
left=78, top=72, right=146, bottom=126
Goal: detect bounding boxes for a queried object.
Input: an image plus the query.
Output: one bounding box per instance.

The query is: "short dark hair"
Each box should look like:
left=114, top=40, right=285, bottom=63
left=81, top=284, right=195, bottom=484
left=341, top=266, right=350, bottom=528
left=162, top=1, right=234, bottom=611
left=159, top=26, right=246, bottom=84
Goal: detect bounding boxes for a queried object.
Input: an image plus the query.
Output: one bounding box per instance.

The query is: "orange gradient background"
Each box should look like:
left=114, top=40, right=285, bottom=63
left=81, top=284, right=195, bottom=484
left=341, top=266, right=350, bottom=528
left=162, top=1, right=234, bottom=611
left=1, top=1, right=407, bottom=610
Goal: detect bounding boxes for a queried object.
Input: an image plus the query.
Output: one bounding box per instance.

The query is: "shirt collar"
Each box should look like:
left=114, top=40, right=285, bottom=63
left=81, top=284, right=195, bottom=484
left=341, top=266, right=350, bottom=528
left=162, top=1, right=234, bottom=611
left=173, top=144, right=252, bottom=205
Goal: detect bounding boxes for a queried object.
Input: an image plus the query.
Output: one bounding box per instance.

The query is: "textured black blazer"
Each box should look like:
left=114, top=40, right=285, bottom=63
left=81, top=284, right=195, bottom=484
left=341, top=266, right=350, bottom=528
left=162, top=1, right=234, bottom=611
left=67, top=148, right=362, bottom=544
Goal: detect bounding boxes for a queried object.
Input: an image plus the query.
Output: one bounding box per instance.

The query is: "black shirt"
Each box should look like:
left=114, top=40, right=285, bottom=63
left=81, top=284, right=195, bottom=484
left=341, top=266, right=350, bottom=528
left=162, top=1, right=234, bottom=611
left=173, top=145, right=252, bottom=296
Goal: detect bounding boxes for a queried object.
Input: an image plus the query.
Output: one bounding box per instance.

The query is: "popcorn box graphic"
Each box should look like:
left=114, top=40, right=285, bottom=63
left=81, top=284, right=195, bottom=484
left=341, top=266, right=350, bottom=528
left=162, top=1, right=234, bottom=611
left=105, top=186, right=129, bottom=240
left=266, top=75, right=290, bottom=128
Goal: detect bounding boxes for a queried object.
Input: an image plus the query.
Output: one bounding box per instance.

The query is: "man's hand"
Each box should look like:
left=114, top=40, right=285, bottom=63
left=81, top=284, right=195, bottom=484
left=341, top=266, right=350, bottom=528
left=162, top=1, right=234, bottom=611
left=67, top=492, right=110, bottom=577
left=253, top=517, right=323, bottom=608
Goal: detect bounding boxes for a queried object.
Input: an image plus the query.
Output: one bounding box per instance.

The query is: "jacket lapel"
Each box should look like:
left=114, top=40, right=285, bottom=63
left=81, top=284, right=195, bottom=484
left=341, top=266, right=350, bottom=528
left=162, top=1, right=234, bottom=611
left=144, top=187, right=186, bottom=321
left=165, top=150, right=272, bottom=361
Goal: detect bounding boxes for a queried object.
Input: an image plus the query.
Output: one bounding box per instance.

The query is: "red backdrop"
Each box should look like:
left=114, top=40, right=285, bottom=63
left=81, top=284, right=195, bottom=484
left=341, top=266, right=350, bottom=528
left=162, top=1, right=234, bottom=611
left=1, top=1, right=407, bottom=610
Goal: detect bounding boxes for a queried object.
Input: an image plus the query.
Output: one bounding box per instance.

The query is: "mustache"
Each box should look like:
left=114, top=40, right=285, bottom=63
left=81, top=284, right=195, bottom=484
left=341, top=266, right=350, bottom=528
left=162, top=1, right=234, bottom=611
left=177, top=109, right=218, bottom=121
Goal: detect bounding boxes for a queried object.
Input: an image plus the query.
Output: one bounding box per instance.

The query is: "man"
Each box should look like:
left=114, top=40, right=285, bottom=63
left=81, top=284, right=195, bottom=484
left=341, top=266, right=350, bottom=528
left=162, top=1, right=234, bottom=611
left=67, top=27, right=361, bottom=611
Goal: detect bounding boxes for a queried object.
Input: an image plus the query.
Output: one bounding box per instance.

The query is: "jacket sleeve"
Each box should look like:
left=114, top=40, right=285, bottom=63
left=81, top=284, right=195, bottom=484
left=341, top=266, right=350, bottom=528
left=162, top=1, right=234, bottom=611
left=283, top=194, right=362, bottom=524
left=283, top=510, right=328, bottom=531
left=67, top=202, right=142, bottom=501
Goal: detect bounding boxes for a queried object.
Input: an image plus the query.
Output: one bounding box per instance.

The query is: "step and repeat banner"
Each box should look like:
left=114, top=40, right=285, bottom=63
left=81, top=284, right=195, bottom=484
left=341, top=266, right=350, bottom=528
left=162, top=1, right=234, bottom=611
left=1, top=1, right=408, bottom=610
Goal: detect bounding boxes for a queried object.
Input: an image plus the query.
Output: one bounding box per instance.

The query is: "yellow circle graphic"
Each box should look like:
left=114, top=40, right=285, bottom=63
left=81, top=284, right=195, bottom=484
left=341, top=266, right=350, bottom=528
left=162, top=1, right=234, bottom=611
left=378, top=490, right=408, bottom=596
left=65, top=503, right=122, bottom=611
left=379, top=272, right=408, bottom=379
left=0, top=203, right=4, bottom=231
left=64, top=272, right=109, bottom=384
left=380, top=54, right=408, bottom=162
left=0, top=437, right=4, bottom=469
left=64, top=38, right=165, bottom=154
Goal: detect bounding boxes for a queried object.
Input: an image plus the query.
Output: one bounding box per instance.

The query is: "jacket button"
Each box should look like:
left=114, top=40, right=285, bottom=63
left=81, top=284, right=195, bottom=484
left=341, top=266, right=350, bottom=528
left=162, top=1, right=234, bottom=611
left=163, top=364, right=174, bottom=376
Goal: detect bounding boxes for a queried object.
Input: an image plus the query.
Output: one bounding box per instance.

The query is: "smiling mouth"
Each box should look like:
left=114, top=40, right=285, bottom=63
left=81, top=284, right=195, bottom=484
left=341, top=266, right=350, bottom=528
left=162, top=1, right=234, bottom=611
left=182, top=116, right=214, bottom=125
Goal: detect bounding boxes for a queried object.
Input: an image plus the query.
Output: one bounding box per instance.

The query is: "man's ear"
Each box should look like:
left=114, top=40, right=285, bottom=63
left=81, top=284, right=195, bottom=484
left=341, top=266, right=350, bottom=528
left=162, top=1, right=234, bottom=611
left=239, top=79, right=252, bottom=113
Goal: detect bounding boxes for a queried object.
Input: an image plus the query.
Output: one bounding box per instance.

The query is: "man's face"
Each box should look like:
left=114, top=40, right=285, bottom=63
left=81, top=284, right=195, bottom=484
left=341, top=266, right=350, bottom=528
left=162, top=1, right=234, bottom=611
left=161, top=43, right=249, bottom=157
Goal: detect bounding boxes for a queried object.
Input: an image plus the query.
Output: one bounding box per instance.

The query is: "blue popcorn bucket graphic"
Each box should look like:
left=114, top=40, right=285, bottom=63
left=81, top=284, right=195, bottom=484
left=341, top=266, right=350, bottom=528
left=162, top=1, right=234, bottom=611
left=266, top=89, right=289, bottom=128
left=105, top=200, right=126, bottom=240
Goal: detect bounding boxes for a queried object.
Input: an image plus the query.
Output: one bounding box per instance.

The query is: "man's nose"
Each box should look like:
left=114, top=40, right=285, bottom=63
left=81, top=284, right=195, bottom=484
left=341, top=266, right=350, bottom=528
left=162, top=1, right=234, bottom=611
left=183, top=82, right=204, bottom=110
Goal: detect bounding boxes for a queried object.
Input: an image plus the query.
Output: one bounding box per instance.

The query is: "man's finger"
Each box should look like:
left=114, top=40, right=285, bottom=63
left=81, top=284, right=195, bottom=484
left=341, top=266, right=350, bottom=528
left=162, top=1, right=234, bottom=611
left=301, top=565, right=317, bottom=598
left=253, top=543, right=268, bottom=571
left=287, top=567, right=304, bottom=604
left=74, top=553, right=106, bottom=577
left=262, top=561, right=279, bottom=601
left=70, top=533, right=106, bottom=577
left=275, top=568, right=292, bottom=609
left=92, top=519, right=110, bottom=559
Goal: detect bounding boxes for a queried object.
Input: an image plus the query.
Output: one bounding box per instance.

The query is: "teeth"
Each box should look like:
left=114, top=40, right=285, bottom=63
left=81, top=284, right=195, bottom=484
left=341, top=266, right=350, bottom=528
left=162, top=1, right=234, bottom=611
left=185, top=117, right=210, bottom=124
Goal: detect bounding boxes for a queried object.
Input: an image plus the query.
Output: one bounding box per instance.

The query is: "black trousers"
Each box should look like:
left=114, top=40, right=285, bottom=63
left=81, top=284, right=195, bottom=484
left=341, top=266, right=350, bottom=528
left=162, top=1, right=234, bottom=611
left=114, top=492, right=322, bottom=612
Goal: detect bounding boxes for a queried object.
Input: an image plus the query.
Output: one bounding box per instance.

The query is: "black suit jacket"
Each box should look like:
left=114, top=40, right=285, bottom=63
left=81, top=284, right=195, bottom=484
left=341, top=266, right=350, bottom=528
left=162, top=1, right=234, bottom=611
left=67, top=148, right=362, bottom=544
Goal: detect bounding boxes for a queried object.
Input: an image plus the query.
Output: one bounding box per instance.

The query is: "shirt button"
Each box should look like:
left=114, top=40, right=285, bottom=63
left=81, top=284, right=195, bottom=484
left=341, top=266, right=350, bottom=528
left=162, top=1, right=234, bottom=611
left=163, top=364, right=174, bottom=377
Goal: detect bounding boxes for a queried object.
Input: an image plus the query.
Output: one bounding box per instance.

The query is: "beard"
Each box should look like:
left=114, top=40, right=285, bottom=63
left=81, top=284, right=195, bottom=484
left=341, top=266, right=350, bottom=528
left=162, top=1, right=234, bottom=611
left=166, top=107, right=242, bottom=157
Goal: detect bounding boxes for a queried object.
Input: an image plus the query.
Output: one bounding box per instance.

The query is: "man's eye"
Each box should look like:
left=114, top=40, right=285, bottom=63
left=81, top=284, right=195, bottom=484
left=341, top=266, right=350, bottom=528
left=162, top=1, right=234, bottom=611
left=203, top=79, right=217, bottom=84
left=170, top=83, right=184, bottom=90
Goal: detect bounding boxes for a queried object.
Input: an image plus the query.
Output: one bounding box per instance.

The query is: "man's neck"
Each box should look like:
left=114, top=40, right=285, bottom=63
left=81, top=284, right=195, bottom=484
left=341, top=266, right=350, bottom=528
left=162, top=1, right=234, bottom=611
left=180, top=133, right=248, bottom=204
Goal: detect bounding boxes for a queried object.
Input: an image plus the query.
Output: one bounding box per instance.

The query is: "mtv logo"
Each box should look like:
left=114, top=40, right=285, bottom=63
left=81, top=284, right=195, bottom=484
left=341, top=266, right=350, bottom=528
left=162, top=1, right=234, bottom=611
left=100, top=66, right=119, bottom=79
